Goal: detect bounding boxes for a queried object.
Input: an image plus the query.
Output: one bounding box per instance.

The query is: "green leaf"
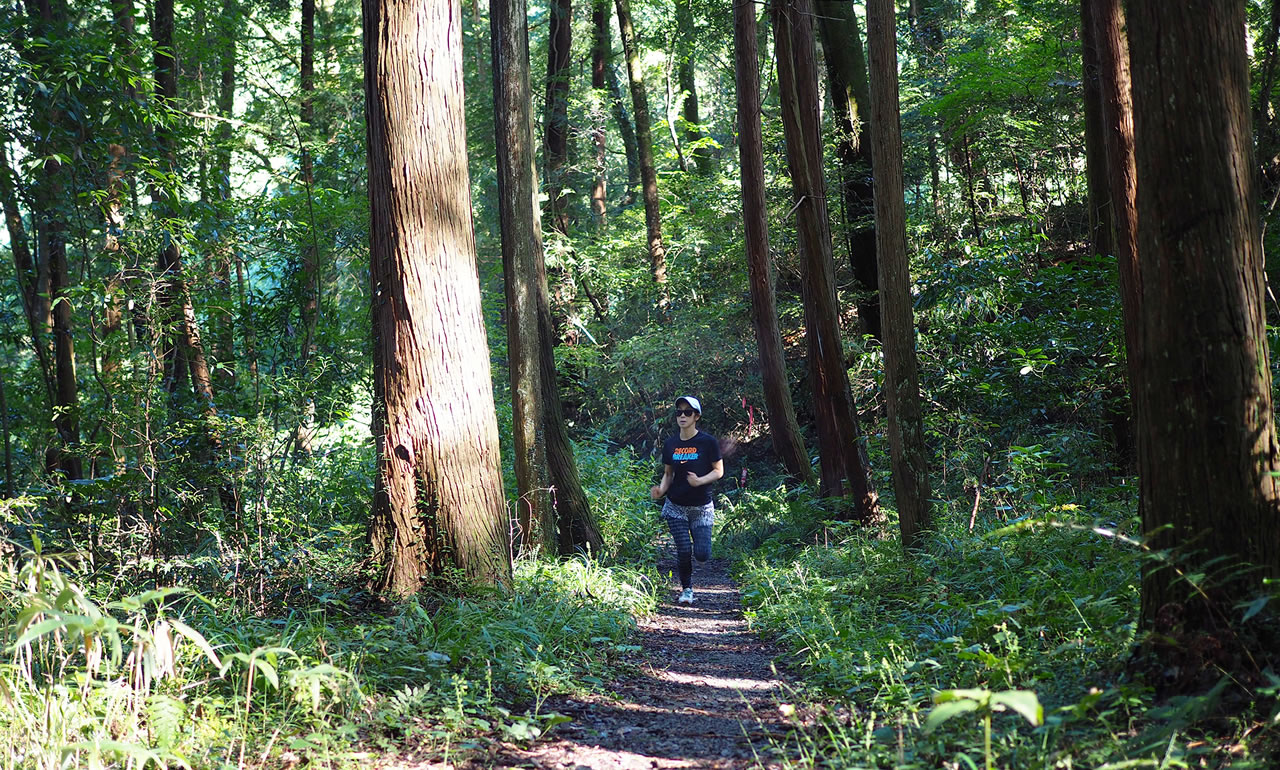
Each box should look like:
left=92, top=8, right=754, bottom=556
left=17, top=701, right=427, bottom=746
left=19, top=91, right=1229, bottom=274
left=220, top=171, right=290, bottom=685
left=12, top=617, right=71, bottom=649
left=1242, top=596, right=1270, bottom=623
left=924, top=699, right=980, bottom=733
left=990, top=690, right=1043, bottom=726
left=168, top=618, right=222, bottom=669
left=933, top=688, right=990, bottom=704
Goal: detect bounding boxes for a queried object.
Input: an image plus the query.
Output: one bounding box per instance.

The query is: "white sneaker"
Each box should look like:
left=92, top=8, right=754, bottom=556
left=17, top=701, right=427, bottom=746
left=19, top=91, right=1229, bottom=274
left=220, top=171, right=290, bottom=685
left=678, top=588, right=695, bottom=604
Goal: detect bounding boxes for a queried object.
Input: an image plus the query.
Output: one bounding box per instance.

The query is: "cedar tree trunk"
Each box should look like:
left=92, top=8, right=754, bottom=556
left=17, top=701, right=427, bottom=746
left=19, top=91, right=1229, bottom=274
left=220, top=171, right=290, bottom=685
left=364, top=0, right=512, bottom=593
left=734, top=0, right=812, bottom=485
left=867, top=0, right=931, bottom=549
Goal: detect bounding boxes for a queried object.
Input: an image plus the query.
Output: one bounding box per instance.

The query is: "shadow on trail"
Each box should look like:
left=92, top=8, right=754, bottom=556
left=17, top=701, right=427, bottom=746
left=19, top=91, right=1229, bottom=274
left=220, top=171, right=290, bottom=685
left=487, top=556, right=801, bottom=769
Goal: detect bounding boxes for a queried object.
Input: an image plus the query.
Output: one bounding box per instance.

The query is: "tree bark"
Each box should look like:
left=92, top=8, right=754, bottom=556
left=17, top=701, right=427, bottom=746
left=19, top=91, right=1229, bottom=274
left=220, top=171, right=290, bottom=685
left=1126, top=0, right=1280, bottom=630
left=210, top=0, right=239, bottom=394
left=1080, top=0, right=1111, bottom=260
left=0, top=142, right=54, bottom=410
left=676, top=0, right=710, bottom=175
left=1091, top=0, right=1139, bottom=466
left=0, top=361, right=11, bottom=497
left=589, top=0, right=609, bottom=228
left=545, top=0, right=573, bottom=235
left=20, top=0, right=78, bottom=479
left=734, top=0, right=812, bottom=486
left=365, top=0, right=512, bottom=594
left=493, top=0, right=557, bottom=554
left=773, top=0, right=878, bottom=518
left=295, top=0, right=320, bottom=454
left=867, top=0, right=931, bottom=550
left=496, top=0, right=606, bottom=555
left=48, top=192, right=81, bottom=480
left=154, top=0, right=217, bottom=414
left=615, top=0, right=667, bottom=285
left=816, top=0, right=881, bottom=342
left=606, top=63, right=641, bottom=206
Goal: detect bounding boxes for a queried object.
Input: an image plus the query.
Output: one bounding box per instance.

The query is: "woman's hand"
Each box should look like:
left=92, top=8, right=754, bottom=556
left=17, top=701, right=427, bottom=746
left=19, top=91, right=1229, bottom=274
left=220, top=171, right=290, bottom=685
left=686, top=472, right=702, bottom=487
left=650, top=484, right=663, bottom=500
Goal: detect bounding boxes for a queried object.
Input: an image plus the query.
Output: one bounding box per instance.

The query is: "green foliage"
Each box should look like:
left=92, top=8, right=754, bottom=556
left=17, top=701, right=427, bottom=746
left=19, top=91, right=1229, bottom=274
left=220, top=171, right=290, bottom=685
left=0, top=537, right=655, bottom=767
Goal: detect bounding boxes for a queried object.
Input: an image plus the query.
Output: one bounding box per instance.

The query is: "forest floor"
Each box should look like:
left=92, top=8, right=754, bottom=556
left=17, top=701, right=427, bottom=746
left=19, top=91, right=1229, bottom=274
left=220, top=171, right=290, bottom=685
left=474, top=552, right=802, bottom=769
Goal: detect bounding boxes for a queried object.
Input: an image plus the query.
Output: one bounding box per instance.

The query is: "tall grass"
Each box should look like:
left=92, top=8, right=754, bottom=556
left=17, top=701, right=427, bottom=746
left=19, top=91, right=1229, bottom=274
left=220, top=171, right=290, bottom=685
left=1, top=525, right=657, bottom=768
left=725, top=481, right=1280, bottom=768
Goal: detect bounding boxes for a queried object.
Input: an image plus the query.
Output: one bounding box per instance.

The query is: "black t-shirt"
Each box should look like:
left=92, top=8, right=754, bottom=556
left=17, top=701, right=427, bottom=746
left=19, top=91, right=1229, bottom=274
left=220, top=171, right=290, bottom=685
left=662, top=430, right=722, bottom=506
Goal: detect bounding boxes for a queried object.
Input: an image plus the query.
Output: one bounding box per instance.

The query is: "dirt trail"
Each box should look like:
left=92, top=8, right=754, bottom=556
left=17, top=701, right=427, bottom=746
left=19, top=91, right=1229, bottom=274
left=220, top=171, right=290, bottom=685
left=487, top=555, right=797, bottom=769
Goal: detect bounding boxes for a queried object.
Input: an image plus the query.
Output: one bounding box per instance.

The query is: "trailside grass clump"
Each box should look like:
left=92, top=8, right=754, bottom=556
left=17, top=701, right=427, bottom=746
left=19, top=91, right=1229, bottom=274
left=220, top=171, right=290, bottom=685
left=731, top=486, right=1280, bottom=768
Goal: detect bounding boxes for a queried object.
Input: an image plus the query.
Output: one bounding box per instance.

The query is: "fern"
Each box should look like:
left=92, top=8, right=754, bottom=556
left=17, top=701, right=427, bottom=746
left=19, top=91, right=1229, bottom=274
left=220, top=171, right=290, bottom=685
left=147, top=694, right=186, bottom=750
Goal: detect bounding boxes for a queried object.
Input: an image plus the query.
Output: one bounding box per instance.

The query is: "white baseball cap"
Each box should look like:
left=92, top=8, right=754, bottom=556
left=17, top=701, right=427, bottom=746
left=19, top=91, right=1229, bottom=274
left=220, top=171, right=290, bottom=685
left=675, top=395, right=702, bottom=414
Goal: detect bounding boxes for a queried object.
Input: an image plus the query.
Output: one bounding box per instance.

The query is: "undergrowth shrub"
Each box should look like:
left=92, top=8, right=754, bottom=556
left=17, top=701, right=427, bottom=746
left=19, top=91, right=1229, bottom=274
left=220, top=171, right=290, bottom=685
left=731, top=482, right=1280, bottom=767
left=729, top=487, right=1154, bottom=767
left=0, top=539, right=654, bottom=768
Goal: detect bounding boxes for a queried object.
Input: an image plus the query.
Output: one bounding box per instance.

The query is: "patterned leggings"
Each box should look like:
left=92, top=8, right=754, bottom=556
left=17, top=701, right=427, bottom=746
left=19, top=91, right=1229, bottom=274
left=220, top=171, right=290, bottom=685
left=662, top=500, right=714, bottom=589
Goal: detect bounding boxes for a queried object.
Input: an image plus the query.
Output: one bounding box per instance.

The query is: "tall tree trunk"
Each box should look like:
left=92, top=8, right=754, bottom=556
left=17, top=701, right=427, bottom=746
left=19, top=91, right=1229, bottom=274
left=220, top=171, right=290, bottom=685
left=295, top=0, right=319, bottom=455
left=1091, top=0, right=1139, bottom=466
left=606, top=64, right=641, bottom=206
left=47, top=195, right=81, bottom=480
left=676, top=0, right=710, bottom=175
left=0, top=143, right=54, bottom=410
left=1080, top=0, right=1111, bottom=260
left=908, top=0, right=944, bottom=220
left=154, top=0, right=216, bottom=414
left=615, top=0, right=667, bottom=285
left=1127, top=0, right=1280, bottom=633
left=0, top=361, right=11, bottom=497
left=816, top=0, right=880, bottom=342
left=21, top=0, right=78, bottom=479
left=589, top=0, right=609, bottom=228
left=1258, top=0, right=1280, bottom=300
left=545, top=0, right=572, bottom=235
left=773, top=0, right=878, bottom=518
left=210, top=0, right=239, bottom=394
left=867, top=0, right=931, bottom=550
left=1256, top=0, right=1280, bottom=177
left=493, top=0, right=556, bottom=554
left=364, top=0, right=512, bottom=594
left=960, top=134, right=983, bottom=244
left=734, top=0, right=812, bottom=486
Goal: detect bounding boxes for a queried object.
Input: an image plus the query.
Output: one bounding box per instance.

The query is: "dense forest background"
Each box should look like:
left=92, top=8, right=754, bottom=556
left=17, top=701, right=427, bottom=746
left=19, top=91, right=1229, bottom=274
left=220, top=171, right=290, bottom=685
left=2, top=0, right=1280, bottom=767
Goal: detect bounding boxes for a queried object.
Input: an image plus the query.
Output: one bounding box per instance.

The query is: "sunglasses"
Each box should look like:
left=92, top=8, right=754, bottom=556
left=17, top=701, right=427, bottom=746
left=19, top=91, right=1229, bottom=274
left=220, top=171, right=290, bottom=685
left=675, top=409, right=698, bottom=417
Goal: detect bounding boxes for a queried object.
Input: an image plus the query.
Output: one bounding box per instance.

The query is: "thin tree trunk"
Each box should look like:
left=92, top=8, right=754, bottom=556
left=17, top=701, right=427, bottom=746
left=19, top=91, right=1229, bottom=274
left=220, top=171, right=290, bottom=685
left=773, top=0, right=878, bottom=518
left=1080, top=0, right=1111, bottom=259
left=0, top=143, right=54, bottom=410
left=47, top=199, right=81, bottom=480
left=815, top=0, right=880, bottom=341
left=211, top=0, right=238, bottom=394
left=365, top=0, right=512, bottom=594
left=493, top=0, right=556, bottom=553
left=589, top=0, right=609, bottom=229
left=734, top=0, right=812, bottom=486
left=960, top=134, right=982, bottom=244
left=295, top=0, right=319, bottom=454
left=1091, top=0, right=1139, bottom=466
left=867, top=0, right=931, bottom=550
left=606, top=63, right=641, bottom=205
left=1256, top=0, right=1280, bottom=171
left=676, top=0, right=710, bottom=175
left=615, top=0, right=667, bottom=285
left=21, top=0, right=78, bottom=480
left=908, top=0, right=945, bottom=220
left=154, top=0, right=217, bottom=415
left=545, top=0, right=572, bottom=235
left=1127, top=0, right=1280, bottom=631
left=0, top=361, right=12, bottom=497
